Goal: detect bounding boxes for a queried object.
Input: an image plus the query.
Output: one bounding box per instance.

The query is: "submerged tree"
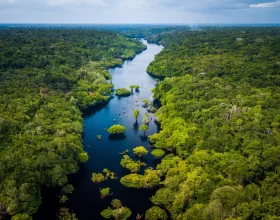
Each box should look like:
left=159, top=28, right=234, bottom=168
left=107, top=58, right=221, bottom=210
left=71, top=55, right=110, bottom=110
left=142, top=117, right=150, bottom=125
left=133, top=109, right=140, bottom=122
left=142, top=99, right=150, bottom=107
left=92, top=169, right=117, bottom=183
left=103, top=169, right=117, bottom=180
left=120, top=169, right=160, bottom=189
left=115, top=88, right=131, bottom=96
left=101, top=199, right=132, bottom=220
left=100, top=187, right=112, bottom=198
left=133, top=146, right=148, bottom=157
left=108, top=124, right=126, bottom=135
left=57, top=208, right=78, bottom=220
left=129, top=85, right=136, bottom=92
left=135, top=85, right=140, bottom=91
left=139, top=124, right=149, bottom=136
left=120, top=155, right=146, bottom=173
left=91, top=173, right=106, bottom=183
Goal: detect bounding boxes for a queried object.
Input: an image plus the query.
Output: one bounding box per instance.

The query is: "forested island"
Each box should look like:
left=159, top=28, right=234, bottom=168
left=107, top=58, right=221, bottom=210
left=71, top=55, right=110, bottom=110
left=0, top=25, right=280, bottom=220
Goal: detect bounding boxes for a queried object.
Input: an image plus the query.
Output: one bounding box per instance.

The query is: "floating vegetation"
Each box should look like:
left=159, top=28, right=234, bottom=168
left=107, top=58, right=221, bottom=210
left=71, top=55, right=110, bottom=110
left=120, top=155, right=146, bottom=173
left=103, top=168, right=117, bottom=180
left=100, top=187, right=112, bottom=198
left=92, top=169, right=117, bottom=184
left=91, top=173, right=106, bottom=183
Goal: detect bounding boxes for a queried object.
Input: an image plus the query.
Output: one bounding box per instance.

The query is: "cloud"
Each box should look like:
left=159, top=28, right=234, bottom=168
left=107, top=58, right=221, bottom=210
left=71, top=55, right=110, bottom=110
left=0, top=0, right=277, bottom=12
left=46, top=0, right=110, bottom=7
left=0, top=0, right=112, bottom=9
left=0, top=0, right=280, bottom=23
left=250, top=1, right=280, bottom=8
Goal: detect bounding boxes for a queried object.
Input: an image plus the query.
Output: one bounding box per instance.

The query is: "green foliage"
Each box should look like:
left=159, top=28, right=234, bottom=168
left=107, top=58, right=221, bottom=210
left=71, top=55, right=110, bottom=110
left=120, top=155, right=146, bottom=173
left=146, top=27, right=280, bottom=219
left=79, top=152, right=89, bottom=163
left=147, top=27, right=280, bottom=87
left=133, top=146, right=148, bottom=157
left=57, top=208, right=78, bottom=220
left=149, top=107, right=157, bottom=113
left=11, top=214, right=32, bottom=220
left=100, top=188, right=111, bottom=198
left=151, top=149, right=165, bottom=158
left=145, top=206, right=168, bottom=220
left=92, top=169, right=117, bottom=183
left=101, top=199, right=131, bottom=220
left=111, top=207, right=132, bottom=220
left=142, top=117, right=150, bottom=124
left=101, top=208, right=113, bottom=219
left=142, top=99, right=151, bottom=107
left=120, top=169, right=160, bottom=189
left=120, top=174, right=144, bottom=189
left=0, top=28, right=145, bottom=217
left=103, top=168, right=117, bottom=180
left=91, top=173, right=106, bottom=183
left=133, top=109, right=140, bottom=121
left=139, top=124, right=149, bottom=136
left=107, top=124, right=126, bottom=134
left=59, top=195, right=68, bottom=204
left=115, top=88, right=131, bottom=96
left=111, top=199, right=123, bottom=209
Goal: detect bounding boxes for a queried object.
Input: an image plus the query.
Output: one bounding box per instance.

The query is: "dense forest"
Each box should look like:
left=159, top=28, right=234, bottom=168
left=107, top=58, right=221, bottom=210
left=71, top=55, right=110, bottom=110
left=139, top=27, right=280, bottom=219
left=0, top=28, right=146, bottom=219
left=1, top=25, right=280, bottom=220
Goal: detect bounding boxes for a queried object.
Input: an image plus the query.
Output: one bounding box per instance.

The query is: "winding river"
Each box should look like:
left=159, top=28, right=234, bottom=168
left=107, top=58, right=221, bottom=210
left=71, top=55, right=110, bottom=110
left=35, top=40, right=163, bottom=219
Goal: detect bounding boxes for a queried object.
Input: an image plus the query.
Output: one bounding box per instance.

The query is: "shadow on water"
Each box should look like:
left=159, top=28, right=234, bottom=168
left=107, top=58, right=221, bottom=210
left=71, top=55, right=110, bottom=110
left=133, top=122, right=139, bottom=131
left=34, top=39, right=164, bottom=220
left=82, top=101, right=110, bottom=117
left=140, top=135, right=148, bottom=141
left=108, top=134, right=127, bottom=140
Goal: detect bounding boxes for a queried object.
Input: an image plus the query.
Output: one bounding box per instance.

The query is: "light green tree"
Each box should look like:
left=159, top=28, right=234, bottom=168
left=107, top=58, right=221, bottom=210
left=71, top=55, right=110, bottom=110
left=133, top=146, right=148, bottom=157
left=107, top=124, right=126, bottom=134
left=133, top=109, right=140, bottom=122
left=145, top=206, right=168, bottom=220
left=139, top=124, right=149, bottom=136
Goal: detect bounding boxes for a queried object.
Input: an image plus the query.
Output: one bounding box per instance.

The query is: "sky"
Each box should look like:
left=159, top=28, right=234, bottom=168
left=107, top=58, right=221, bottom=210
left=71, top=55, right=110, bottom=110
left=0, top=0, right=279, bottom=24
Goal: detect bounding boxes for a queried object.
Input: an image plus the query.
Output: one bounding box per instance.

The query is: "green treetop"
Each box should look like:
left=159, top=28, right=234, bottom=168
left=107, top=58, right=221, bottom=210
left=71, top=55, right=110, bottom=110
left=139, top=124, right=149, bottom=136
left=151, top=149, right=165, bottom=158
left=133, top=109, right=140, bottom=122
left=107, top=124, right=126, bottom=134
left=101, top=199, right=132, bottom=220
left=133, top=146, right=148, bottom=157
left=145, top=206, right=168, bottom=220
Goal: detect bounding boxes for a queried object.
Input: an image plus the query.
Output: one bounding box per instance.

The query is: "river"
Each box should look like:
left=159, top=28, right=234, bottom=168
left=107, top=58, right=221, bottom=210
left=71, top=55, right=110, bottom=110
left=35, top=39, right=163, bottom=220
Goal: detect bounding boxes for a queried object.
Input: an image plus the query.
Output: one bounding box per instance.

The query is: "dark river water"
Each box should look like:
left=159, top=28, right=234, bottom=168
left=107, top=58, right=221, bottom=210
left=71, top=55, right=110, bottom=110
left=35, top=40, right=163, bottom=220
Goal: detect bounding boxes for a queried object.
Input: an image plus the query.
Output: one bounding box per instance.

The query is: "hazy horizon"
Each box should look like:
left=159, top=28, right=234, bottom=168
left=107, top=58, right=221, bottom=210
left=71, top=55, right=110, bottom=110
left=0, top=0, right=280, bottom=24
